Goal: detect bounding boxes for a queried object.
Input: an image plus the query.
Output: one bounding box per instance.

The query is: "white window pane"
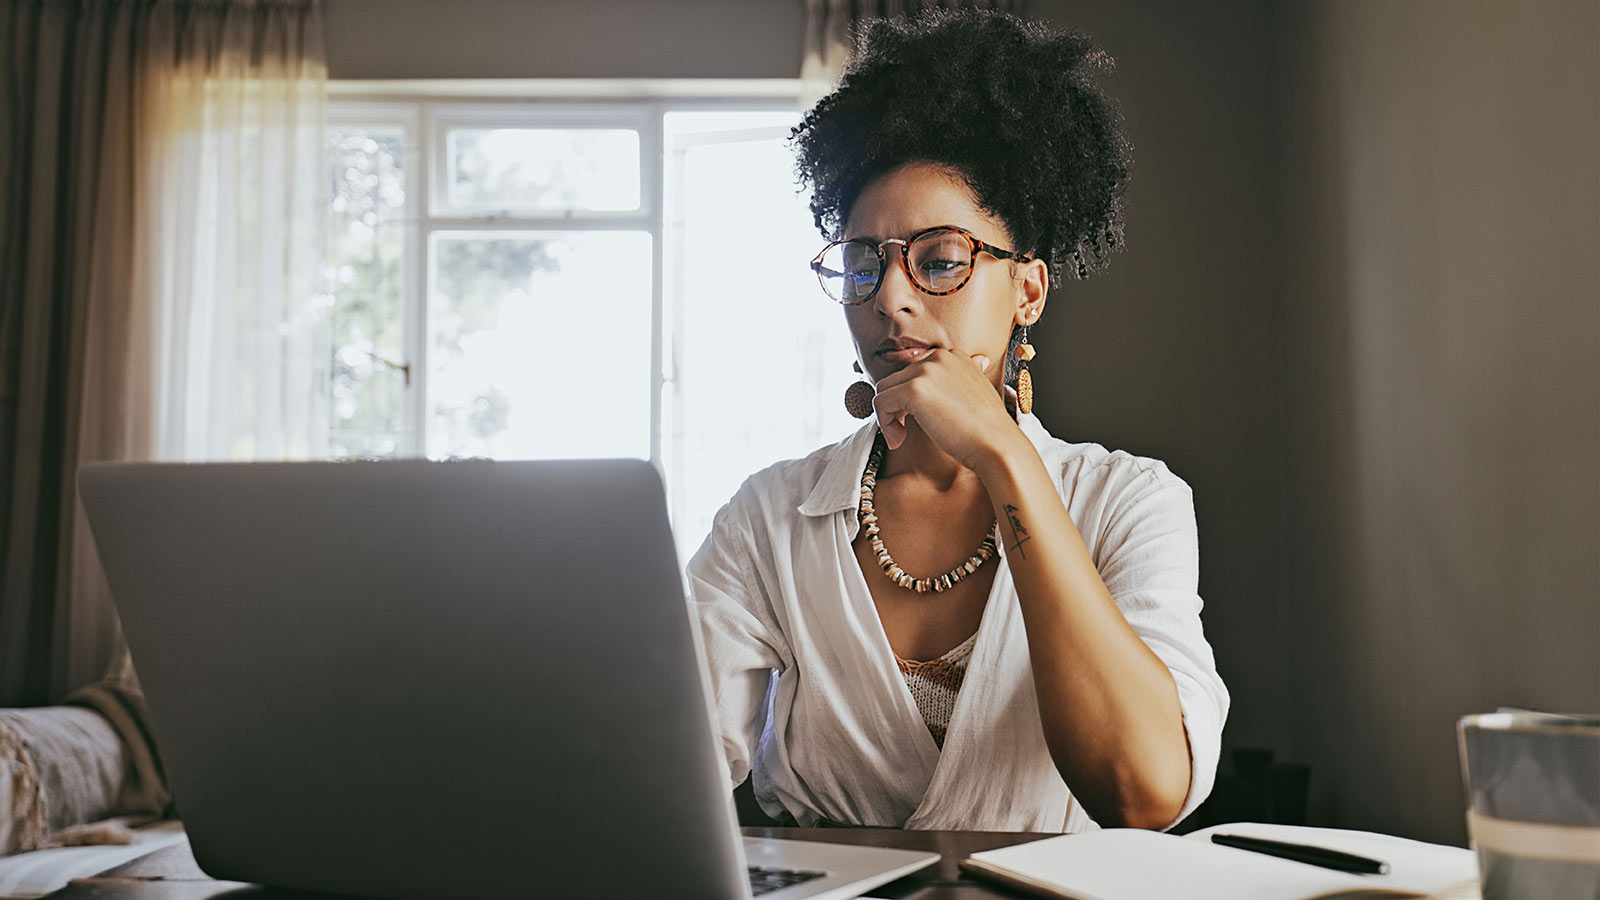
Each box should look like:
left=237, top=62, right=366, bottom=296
left=446, top=128, right=640, bottom=212
left=325, top=126, right=409, bottom=458
left=665, top=112, right=860, bottom=560
left=427, top=231, right=651, bottom=461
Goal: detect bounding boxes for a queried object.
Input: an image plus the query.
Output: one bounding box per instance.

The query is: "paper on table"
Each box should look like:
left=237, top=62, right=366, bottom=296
left=961, top=824, right=1479, bottom=900
left=0, top=821, right=187, bottom=900
left=1187, top=823, right=1480, bottom=899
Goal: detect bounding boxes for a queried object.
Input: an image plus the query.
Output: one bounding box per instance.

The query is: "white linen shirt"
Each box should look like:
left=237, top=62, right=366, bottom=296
left=686, top=413, right=1229, bottom=833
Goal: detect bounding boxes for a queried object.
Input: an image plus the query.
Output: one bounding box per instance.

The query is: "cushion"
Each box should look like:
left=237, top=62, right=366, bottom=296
left=0, top=708, right=124, bottom=855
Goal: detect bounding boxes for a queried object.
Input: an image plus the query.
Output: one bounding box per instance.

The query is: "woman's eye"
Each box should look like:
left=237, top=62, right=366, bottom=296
left=920, top=258, right=966, bottom=273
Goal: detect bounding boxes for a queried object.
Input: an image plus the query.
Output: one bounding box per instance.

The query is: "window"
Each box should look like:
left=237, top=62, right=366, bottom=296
left=323, top=95, right=861, bottom=558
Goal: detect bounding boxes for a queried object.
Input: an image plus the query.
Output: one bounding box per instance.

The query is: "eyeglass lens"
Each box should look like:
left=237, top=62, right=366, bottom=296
left=816, top=229, right=974, bottom=303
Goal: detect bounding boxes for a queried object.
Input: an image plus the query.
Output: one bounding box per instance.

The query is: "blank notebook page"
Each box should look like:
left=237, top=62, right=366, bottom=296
left=962, top=826, right=1479, bottom=900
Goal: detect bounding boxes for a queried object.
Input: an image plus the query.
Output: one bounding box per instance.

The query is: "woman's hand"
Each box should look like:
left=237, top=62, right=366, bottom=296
left=869, top=348, right=1026, bottom=468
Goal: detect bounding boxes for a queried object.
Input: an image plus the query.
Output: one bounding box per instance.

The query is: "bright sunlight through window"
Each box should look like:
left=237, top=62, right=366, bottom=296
left=323, top=100, right=860, bottom=560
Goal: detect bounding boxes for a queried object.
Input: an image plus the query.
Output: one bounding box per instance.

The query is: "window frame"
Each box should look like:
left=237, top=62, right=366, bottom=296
left=427, top=104, right=655, bottom=219
left=325, top=83, right=804, bottom=466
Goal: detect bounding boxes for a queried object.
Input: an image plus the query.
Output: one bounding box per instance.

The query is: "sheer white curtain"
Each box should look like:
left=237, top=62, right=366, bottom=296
left=139, top=7, right=330, bottom=462
left=800, top=0, right=1025, bottom=104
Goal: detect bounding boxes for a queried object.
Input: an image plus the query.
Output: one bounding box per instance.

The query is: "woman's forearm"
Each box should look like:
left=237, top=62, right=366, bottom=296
left=975, top=436, right=1193, bottom=829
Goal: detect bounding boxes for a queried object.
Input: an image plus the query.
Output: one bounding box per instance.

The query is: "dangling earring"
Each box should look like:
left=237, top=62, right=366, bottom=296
left=1013, top=326, right=1036, bottom=416
left=844, top=360, right=875, bottom=419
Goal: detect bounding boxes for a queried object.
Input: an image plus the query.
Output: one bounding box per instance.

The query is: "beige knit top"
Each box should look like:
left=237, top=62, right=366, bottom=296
left=893, top=631, right=979, bottom=749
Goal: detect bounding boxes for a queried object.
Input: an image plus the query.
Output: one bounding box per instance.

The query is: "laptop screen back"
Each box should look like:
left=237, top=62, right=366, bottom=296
left=79, top=459, right=746, bottom=900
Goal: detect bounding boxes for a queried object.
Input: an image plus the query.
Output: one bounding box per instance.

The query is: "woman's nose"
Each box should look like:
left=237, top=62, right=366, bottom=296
left=871, top=254, right=921, bottom=316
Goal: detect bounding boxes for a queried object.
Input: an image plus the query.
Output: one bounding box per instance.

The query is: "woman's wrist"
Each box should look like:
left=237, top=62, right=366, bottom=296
left=972, top=426, right=1043, bottom=488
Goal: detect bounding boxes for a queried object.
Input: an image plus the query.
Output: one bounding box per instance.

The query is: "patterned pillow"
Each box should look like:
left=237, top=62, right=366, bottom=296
left=0, top=708, right=124, bottom=856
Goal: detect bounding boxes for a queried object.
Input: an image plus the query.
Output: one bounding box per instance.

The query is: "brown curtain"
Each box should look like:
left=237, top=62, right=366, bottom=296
left=0, top=0, right=326, bottom=708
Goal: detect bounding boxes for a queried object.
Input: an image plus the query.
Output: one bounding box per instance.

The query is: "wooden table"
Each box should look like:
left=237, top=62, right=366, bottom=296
left=45, top=827, right=1045, bottom=899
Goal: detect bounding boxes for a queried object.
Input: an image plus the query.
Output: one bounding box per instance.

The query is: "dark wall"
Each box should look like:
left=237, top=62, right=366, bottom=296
left=1270, top=0, right=1599, bottom=843
left=323, top=0, right=805, bottom=79
left=1039, top=1, right=1600, bottom=844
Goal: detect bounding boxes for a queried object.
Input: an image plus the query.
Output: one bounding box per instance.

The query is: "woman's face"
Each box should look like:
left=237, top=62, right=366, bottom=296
left=840, top=161, right=1045, bottom=388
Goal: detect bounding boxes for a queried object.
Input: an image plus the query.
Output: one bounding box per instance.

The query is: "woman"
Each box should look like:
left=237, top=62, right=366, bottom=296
left=687, top=9, right=1228, bottom=833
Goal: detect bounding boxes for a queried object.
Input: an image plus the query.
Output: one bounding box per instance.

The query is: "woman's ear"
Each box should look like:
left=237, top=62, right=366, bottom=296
left=1015, top=257, right=1049, bottom=326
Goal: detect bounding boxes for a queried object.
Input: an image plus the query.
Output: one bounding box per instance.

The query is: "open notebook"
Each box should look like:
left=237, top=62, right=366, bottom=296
left=960, top=823, right=1480, bottom=900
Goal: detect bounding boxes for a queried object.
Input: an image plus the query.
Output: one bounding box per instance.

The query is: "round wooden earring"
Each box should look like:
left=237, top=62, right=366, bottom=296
left=844, top=380, right=875, bottom=419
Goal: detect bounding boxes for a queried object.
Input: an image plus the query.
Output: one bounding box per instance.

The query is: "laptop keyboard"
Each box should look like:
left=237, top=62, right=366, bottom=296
left=747, top=865, right=827, bottom=895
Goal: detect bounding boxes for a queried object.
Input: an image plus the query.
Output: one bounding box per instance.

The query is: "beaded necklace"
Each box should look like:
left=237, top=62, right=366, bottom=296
left=858, top=433, right=998, bottom=594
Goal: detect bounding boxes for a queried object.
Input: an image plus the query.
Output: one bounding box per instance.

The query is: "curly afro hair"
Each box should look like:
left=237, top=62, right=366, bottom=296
left=791, top=8, right=1132, bottom=287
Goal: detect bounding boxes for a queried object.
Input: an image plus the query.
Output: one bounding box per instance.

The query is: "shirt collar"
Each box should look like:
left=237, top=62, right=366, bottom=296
left=796, top=419, right=880, bottom=518
left=796, top=412, right=1056, bottom=520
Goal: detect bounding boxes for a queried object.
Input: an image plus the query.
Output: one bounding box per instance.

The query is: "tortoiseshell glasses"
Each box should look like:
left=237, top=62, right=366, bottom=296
left=810, top=225, right=1033, bottom=305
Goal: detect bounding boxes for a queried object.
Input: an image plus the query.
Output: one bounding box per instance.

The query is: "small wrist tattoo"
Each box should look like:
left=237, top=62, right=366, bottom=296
left=1004, top=503, right=1031, bottom=558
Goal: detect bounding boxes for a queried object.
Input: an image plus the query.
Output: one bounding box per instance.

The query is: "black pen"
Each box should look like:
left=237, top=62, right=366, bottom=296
left=1210, top=834, right=1391, bottom=875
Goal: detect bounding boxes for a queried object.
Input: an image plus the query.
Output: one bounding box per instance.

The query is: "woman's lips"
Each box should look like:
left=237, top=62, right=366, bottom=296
left=876, top=338, right=935, bottom=365
left=879, top=346, right=932, bottom=364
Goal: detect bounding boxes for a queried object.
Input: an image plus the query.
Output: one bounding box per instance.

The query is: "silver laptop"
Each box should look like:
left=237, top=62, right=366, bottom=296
left=79, top=458, right=937, bottom=900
